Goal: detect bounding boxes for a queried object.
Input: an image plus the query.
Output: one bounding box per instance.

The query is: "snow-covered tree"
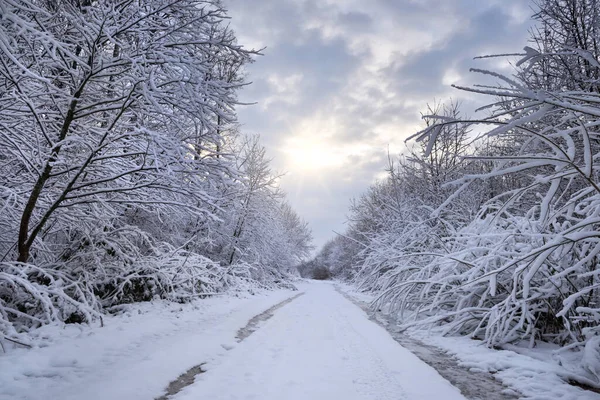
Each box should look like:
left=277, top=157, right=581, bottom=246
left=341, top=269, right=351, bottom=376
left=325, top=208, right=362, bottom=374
left=317, top=1, right=600, bottom=382
left=338, top=33, right=600, bottom=385
left=524, top=0, right=600, bottom=92
left=209, top=135, right=312, bottom=280
left=0, top=0, right=310, bottom=343
left=0, top=0, right=251, bottom=264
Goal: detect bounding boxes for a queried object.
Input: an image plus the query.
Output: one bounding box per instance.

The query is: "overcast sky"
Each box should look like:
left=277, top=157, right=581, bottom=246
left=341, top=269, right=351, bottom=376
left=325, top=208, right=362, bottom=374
left=225, top=0, right=534, bottom=252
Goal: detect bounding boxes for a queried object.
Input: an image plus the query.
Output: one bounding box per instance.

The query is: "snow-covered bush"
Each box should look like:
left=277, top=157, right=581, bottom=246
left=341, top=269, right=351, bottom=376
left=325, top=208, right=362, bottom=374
left=341, top=47, right=600, bottom=381
left=405, top=50, right=600, bottom=346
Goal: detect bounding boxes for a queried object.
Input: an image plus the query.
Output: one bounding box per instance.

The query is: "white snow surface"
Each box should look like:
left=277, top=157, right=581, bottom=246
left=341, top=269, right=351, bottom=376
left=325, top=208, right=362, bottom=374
left=413, top=333, right=600, bottom=400
left=0, top=288, right=296, bottom=400
left=337, top=283, right=600, bottom=400
left=173, top=281, right=465, bottom=400
left=1, top=281, right=466, bottom=400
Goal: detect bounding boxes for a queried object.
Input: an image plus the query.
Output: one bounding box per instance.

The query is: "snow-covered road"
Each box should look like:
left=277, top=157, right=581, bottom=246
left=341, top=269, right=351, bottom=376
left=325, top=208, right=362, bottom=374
left=174, top=281, right=465, bottom=400
left=1, top=281, right=467, bottom=400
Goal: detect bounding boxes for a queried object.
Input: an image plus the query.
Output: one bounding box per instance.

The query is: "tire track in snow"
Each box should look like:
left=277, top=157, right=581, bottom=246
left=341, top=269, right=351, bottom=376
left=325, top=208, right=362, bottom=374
left=155, top=364, right=206, bottom=400
left=172, top=282, right=466, bottom=400
left=155, top=292, right=304, bottom=400
left=236, top=292, right=304, bottom=341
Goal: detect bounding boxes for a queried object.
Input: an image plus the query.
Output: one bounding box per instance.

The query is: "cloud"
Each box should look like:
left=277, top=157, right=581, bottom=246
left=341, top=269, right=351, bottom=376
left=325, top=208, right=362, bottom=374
left=226, top=0, right=534, bottom=251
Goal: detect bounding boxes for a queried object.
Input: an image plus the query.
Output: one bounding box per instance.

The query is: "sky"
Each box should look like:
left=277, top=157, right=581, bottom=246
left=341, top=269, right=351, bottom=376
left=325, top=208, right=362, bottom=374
left=225, top=0, right=534, bottom=252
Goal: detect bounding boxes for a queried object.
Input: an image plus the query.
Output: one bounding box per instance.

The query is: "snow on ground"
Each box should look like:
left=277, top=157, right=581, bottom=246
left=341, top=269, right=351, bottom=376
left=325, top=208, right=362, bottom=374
left=0, top=287, right=297, bottom=400
left=173, top=281, right=466, bottom=400
left=1, top=280, right=495, bottom=400
left=414, top=334, right=600, bottom=400
left=337, top=283, right=600, bottom=400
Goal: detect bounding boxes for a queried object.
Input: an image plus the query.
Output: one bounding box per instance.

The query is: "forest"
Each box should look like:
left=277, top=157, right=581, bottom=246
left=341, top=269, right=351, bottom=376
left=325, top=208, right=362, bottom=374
left=5, top=0, right=600, bottom=392
left=0, top=0, right=312, bottom=347
left=302, top=0, right=600, bottom=383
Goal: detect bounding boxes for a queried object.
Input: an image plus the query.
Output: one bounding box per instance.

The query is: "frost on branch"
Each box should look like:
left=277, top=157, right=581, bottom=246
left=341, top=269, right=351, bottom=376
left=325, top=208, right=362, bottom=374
left=0, top=0, right=311, bottom=346
left=329, top=48, right=600, bottom=382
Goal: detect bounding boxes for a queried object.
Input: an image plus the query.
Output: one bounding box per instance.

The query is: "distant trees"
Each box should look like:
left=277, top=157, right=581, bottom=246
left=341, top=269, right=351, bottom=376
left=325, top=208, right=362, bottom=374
left=0, top=0, right=311, bottom=344
left=311, top=266, right=331, bottom=280
left=324, top=0, right=600, bottom=383
left=298, top=234, right=359, bottom=280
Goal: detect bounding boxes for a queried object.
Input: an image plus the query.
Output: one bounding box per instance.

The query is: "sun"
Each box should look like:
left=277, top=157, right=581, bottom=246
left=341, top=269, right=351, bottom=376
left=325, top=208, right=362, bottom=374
left=282, top=136, right=345, bottom=173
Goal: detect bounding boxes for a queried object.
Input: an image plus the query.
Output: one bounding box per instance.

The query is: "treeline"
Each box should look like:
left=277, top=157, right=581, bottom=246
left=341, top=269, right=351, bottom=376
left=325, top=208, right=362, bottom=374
left=0, top=0, right=311, bottom=344
left=310, top=0, right=600, bottom=381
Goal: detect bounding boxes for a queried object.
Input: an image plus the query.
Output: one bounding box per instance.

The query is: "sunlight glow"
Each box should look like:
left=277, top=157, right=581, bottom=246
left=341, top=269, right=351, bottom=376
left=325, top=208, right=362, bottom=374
left=282, top=136, right=345, bottom=173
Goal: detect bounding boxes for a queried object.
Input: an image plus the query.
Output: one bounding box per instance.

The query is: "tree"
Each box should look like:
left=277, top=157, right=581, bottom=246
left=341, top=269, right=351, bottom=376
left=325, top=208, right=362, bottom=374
left=312, top=0, right=600, bottom=382
left=395, top=48, right=600, bottom=381
left=524, top=0, right=600, bottom=92
left=0, top=1, right=316, bottom=341
left=343, top=101, right=479, bottom=294
left=0, top=0, right=255, bottom=264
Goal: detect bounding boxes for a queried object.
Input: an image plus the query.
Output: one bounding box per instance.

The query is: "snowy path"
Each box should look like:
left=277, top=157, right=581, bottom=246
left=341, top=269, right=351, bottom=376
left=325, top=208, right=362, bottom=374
left=1, top=281, right=467, bottom=400
left=174, top=281, right=466, bottom=400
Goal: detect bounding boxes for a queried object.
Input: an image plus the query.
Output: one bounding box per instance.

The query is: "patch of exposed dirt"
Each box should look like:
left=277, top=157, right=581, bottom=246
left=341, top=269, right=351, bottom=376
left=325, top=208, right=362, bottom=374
left=335, top=286, right=521, bottom=400
left=155, top=363, right=206, bottom=400
left=569, top=379, right=600, bottom=395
